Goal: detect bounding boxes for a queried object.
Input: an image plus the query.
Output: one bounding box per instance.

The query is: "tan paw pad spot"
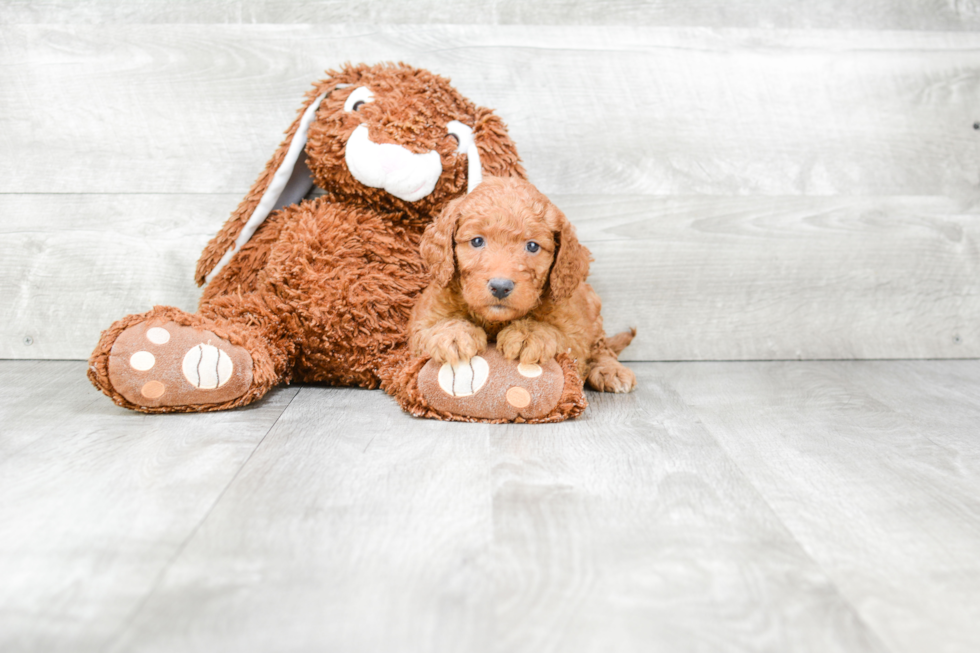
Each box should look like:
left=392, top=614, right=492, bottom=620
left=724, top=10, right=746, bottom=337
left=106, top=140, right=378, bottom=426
left=141, top=381, right=166, bottom=399
left=145, top=327, right=171, bottom=345
left=506, top=386, right=531, bottom=408
left=129, top=351, right=155, bottom=371
left=517, top=363, right=542, bottom=378
left=437, top=356, right=489, bottom=397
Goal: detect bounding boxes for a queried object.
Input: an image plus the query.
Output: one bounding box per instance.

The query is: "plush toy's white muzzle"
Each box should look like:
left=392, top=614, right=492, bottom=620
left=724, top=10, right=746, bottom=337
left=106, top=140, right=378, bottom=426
left=344, top=125, right=443, bottom=203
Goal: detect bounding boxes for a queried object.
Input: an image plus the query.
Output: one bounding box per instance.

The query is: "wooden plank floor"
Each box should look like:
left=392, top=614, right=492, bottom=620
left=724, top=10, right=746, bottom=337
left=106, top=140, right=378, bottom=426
left=2, top=360, right=979, bottom=652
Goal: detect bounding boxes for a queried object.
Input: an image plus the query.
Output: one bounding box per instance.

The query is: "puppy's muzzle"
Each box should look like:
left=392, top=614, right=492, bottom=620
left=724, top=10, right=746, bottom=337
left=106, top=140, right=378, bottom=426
left=488, top=278, right=515, bottom=299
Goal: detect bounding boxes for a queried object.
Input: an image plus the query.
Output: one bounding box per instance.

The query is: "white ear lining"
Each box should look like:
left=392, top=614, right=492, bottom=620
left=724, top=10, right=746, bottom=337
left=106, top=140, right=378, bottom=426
left=206, top=90, right=329, bottom=284
left=447, top=120, right=483, bottom=193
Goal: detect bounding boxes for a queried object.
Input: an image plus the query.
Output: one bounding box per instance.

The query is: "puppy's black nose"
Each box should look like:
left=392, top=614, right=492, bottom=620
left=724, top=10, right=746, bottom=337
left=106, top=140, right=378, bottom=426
left=488, top=278, right=515, bottom=299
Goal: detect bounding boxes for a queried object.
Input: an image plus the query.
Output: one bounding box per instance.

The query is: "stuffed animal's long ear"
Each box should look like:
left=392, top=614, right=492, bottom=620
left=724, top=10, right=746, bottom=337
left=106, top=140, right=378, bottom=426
left=420, top=196, right=463, bottom=289
left=472, top=107, right=527, bottom=180
left=548, top=205, right=591, bottom=304
left=195, top=83, right=343, bottom=286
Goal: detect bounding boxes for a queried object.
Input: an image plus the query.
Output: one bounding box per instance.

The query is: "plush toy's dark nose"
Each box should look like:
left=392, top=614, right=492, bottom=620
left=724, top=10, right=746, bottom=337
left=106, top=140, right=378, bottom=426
left=488, top=278, right=515, bottom=299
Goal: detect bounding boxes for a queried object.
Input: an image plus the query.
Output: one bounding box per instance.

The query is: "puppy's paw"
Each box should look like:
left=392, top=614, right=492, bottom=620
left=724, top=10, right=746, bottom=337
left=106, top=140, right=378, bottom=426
left=421, top=320, right=488, bottom=366
left=497, top=322, right=560, bottom=365
left=587, top=359, right=637, bottom=393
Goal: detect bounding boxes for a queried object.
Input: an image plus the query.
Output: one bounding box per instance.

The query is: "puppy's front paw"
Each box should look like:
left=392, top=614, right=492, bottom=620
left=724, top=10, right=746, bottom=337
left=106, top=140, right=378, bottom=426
left=421, top=320, right=487, bottom=366
left=587, top=360, right=636, bottom=393
left=497, top=322, right=560, bottom=365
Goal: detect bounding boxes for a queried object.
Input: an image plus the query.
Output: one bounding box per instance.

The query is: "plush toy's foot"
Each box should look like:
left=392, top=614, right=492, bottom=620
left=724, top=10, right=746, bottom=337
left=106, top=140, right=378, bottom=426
left=105, top=319, right=253, bottom=408
left=89, top=307, right=263, bottom=413
left=411, top=347, right=587, bottom=423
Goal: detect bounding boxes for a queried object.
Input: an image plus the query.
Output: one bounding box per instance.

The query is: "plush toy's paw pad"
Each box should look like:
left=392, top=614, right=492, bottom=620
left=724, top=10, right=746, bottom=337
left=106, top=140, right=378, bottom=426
left=107, top=320, right=253, bottom=408
left=418, top=347, right=563, bottom=421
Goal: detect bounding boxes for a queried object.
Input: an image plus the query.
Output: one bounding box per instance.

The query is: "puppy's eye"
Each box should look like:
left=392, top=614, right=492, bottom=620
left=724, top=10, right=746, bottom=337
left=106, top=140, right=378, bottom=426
left=470, top=237, right=486, bottom=248
left=344, top=86, right=374, bottom=112
left=526, top=241, right=541, bottom=254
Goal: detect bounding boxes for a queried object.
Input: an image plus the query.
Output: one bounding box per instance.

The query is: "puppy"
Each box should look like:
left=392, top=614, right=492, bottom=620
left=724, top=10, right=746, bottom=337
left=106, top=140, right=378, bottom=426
left=409, top=176, right=636, bottom=393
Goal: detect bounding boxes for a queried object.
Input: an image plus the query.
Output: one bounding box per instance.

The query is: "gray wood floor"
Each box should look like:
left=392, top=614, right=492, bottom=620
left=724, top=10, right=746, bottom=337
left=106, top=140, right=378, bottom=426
left=2, top=359, right=978, bottom=653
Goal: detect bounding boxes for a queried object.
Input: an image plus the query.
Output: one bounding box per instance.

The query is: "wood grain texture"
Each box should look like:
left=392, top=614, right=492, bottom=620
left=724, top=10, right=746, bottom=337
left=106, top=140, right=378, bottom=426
left=3, top=0, right=980, bottom=30
left=2, top=26, right=978, bottom=197
left=0, top=360, right=79, bottom=454
left=3, top=23, right=978, bottom=362
left=2, top=193, right=975, bottom=361
left=4, top=360, right=980, bottom=650
left=489, top=375, right=888, bottom=653
left=108, top=386, right=496, bottom=653
left=0, top=194, right=233, bottom=359
left=578, top=194, right=980, bottom=361
left=101, top=366, right=886, bottom=653
left=664, top=360, right=980, bottom=653
left=0, top=361, right=298, bottom=653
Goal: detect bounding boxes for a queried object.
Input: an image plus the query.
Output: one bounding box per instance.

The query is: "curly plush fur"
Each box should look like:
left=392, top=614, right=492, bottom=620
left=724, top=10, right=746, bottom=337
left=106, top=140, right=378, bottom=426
left=409, top=177, right=636, bottom=393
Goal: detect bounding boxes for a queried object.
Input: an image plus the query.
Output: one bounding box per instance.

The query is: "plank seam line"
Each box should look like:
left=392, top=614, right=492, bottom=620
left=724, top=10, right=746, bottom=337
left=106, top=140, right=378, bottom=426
left=102, top=387, right=301, bottom=651
left=660, top=379, right=898, bottom=653
left=618, top=357, right=980, bottom=363
left=7, top=357, right=979, bottom=364
left=0, top=191, right=243, bottom=196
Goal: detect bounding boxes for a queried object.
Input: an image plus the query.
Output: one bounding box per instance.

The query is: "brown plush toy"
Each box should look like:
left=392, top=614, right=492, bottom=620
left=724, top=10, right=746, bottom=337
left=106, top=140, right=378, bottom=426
left=88, top=62, right=588, bottom=422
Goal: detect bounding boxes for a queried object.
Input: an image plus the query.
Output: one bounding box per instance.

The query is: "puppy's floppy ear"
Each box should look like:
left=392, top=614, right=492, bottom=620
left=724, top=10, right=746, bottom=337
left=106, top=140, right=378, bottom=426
left=195, top=74, right=353, bottom=286
left=547, top=204, right=591, bottom=304
left=472, top=107, right=527, bottom=181
left=420, top=195, right=463, bottom=289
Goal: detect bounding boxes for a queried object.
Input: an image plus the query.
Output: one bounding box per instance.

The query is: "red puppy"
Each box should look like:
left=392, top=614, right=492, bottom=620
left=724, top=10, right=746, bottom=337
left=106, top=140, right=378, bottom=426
left=409, top=176, right=636, bottom=393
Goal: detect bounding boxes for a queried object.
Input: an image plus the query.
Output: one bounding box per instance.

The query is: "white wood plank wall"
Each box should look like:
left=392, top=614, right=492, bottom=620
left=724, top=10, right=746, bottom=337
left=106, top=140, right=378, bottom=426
left=4, top=0, right=980, bottom=29
left=1, top=8, right=979, bottom=360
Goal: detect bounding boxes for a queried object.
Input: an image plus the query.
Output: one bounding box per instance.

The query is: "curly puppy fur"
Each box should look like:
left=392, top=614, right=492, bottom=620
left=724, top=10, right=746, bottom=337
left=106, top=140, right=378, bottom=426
left=409, top=177, right=636, bottom=393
